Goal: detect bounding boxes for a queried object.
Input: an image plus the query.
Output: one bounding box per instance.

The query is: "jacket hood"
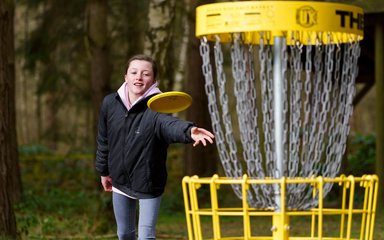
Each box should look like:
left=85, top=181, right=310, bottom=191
left=117, top=82, right=161, bottom=110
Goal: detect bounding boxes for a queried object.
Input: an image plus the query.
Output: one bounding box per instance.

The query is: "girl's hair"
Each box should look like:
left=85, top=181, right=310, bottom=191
left=126, top=54, right=158, bottom=79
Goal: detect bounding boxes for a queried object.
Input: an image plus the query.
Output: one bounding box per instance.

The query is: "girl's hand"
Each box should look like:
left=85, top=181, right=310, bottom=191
left=191, top=127, right=215, bottom=147
left=101, top=176, right=112, bottom=192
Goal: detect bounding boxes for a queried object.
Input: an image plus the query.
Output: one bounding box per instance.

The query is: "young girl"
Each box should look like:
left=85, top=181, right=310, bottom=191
left=95, top=54, right=214, bottom=239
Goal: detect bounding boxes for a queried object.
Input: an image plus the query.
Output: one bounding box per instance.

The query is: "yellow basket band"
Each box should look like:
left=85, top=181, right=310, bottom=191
left=196, top=1, right=364, bottom=44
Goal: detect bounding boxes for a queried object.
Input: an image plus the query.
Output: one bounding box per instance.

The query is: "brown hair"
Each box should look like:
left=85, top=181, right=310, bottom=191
left=126, top=54, right=158, bottom=79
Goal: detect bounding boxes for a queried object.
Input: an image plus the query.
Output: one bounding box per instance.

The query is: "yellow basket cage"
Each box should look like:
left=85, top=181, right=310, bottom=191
left=182, top=175, right=378, bottom=240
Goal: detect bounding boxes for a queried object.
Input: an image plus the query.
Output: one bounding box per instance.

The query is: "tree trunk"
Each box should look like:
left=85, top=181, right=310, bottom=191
left=17, top=5, right=29, bottom=144
left=184, top=0, right=217, bottom=177
left=375, top=22, right=384, bottom=208
left=44, top=89, right=58, bottom=149
left=144, top=0, right=176, bottom=91
left=40, top=0, right=60, bottom=150
left=173, top=0, right=190, bottom=91
left=0, top=0, right=20, bottom=237
left=86, top=0, right=110, bottom=143
left=125, top=1, right=146, bottom=59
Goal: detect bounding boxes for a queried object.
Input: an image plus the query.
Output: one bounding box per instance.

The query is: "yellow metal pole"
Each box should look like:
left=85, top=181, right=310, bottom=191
left=368, top=175, right=379, bottom=240
left=346, top=176, right=356, bottom=239
left=189, top=176, right=203, bottom=240
left=272, top=177, right=289, bottom=240
left=241, top=175, right=251, bottom=240
left=317, top=177, right=324, bottom=240
left=210, top=175, right=221, bottom=240
left=311, top=179, right=317, bottom=239
left=311, top=211, right=316, bottom=239
left=182, top=177, right=194, bottom=240
left=375, top=20, right=384, bottom=210
left=339, top=175, right=347, bottom=239
left=361, top=176, right=370, bottom=240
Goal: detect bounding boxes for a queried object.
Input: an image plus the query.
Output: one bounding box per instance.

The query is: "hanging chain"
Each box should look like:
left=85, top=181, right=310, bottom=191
left=200, top=38, right=244, bottom=185
left=199, top=33, right=361, bottom=209
left=213, top=36, right=244, bottom=199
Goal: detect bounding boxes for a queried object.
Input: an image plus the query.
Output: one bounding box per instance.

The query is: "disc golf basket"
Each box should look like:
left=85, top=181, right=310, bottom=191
left=182, top=1, right=378, bottom=239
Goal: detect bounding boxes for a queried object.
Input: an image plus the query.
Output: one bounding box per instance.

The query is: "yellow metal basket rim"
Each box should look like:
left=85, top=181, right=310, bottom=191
left=196, top=1, right=364, bottom=44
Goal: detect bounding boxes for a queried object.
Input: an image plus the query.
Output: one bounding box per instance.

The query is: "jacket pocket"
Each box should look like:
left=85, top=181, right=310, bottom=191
left=129, top=160, right=152, bottom=193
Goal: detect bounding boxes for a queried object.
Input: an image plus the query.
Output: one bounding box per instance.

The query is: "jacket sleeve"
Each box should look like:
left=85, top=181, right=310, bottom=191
left=95, top=96, right=110, bottom=176
left=155, top=113, right=195, bottom=144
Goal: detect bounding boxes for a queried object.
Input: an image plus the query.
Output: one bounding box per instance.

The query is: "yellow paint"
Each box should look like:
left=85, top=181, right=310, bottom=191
left=196, top=1, right=364, bottom=44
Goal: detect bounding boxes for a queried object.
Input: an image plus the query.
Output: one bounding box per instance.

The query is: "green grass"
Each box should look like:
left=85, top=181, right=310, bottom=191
left=15, top=156, right=116, bottom=239
left=15, top=154, right=384, bottom=239
left=183, top=214, right=384, bottom=239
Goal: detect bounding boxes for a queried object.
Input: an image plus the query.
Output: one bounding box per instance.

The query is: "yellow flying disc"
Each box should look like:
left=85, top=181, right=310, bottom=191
left=147, top=91, right=192, bottom=113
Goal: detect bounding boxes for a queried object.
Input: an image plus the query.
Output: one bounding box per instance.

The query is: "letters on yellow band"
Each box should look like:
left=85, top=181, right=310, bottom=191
left=196, top=1, right=364, bottom=44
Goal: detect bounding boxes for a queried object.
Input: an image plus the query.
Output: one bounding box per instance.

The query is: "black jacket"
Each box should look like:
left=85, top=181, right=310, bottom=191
left=95, top=93, right=194, bottom=198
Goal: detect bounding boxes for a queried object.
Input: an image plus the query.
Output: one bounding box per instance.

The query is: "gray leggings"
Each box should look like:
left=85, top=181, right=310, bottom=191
left=112, top=192, right=162, bottom=240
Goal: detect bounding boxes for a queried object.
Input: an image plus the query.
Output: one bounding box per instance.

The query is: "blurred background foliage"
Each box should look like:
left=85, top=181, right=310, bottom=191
left=4, top=0, right=383, bottom=238
left=347, top=133, right=376, bottom=176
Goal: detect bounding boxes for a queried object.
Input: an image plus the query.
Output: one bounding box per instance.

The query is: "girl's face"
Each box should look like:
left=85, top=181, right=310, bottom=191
left=125, top=60, right=155, bottom=98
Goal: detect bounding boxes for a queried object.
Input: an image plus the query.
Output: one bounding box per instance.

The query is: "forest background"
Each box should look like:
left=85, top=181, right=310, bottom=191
left=1, top=0, right=384, bottom=239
